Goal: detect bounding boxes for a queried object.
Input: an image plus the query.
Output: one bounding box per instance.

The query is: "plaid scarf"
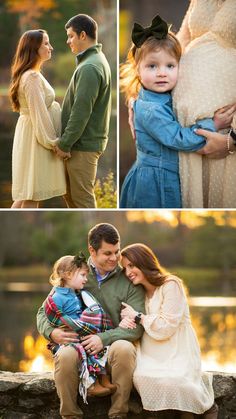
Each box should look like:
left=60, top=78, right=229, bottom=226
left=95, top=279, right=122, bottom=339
left=45, top=289, right=113, bottom=402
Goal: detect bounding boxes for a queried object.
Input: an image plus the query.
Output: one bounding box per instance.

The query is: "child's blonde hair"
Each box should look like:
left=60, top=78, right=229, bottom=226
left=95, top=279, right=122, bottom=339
left=120, top=33, right=182, bottom=103
left=50, top=254, right=88, bottom=287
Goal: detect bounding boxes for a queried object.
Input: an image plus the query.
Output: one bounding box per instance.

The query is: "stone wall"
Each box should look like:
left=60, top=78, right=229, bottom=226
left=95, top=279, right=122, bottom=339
left=0, top=371, right=236, bottom=419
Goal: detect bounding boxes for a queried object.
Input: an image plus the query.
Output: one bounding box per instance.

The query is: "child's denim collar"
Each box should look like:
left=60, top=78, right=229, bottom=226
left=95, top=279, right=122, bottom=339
left=139, top=87, right=172, bottom=105
left=54, top=286, right=77, bottom=295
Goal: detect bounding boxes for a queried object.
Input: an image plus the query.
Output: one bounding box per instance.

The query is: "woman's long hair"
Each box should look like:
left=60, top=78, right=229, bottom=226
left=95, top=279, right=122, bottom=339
left=121, top=243, right=169, bottom=287
left=120, top=33, right=182, bottom=103
left=9, top=29, right=46, bottom=112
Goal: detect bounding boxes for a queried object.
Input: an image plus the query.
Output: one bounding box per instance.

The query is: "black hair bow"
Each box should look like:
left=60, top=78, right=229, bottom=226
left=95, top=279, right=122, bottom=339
left=73, top=252, right=87, bottom=267
left=132, top=15, right=168, bottom=48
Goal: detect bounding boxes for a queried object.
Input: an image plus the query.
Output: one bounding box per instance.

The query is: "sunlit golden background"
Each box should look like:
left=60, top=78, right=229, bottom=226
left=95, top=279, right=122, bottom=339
left=0, top=210, right=236, bottom=373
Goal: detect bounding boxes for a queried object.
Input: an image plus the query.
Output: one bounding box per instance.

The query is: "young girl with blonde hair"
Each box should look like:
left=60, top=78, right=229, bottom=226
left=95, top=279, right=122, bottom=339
left=44, top=252, right=116, bottom=405
left=120, top=15, right=229, bottom=209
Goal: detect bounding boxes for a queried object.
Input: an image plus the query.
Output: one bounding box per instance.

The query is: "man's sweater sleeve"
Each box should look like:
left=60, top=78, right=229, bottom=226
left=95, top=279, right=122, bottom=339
left=36, top=304, right=54, bottom=340
left=58, top=64, right=101, bottom=152
left=97, top=284, right=146, bottom=347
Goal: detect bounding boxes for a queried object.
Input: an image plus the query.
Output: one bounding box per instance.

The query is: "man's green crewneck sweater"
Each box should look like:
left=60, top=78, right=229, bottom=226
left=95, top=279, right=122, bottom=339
left=58, top=44, right=111, bottom=152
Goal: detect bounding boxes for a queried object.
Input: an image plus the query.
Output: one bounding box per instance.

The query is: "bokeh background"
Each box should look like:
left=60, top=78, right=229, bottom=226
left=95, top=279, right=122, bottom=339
left=119, top=0, right=189, bottom=196
left=0, top=210, right=236, bottom=374
left=0, top=0, right=117, bottom=208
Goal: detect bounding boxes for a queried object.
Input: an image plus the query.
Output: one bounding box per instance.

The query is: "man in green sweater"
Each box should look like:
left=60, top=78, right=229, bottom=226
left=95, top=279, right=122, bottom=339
left=55, top=14, right=111, bottom=208
left=37, top=223, right=145, bottom=419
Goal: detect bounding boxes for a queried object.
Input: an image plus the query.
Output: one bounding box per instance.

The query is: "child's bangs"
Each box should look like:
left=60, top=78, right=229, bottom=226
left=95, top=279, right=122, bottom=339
left=137, top=34, right=181, bottom=62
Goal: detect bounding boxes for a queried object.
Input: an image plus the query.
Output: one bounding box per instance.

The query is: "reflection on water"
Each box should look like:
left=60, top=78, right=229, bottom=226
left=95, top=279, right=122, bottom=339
left=19, top=335, right=53, bottom=373
left=191, top=305, right=236, bottom=373
left=0, top=290, right=236, bottom=373
left=190, top=296, right=236, bottom=307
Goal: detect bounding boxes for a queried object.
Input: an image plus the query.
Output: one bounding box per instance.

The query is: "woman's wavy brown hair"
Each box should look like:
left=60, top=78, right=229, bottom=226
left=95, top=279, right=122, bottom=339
left=120, top=33, right=182, bottom=103
left=121, top=243, right=169, bottom=287
left=9, top=29, right=46, bottom=112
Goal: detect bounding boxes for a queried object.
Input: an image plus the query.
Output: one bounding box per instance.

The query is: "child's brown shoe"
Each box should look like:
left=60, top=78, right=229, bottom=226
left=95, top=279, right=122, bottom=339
left=99, top=374, right=117, bottom=394
left=87, top=379, right=111, bottom=397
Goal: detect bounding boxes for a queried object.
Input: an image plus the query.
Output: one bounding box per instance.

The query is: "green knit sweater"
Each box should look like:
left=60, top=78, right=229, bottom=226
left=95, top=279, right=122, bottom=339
left=58, top=44, right=111, bottom=152
left=36, top=265, right=145, bottom=347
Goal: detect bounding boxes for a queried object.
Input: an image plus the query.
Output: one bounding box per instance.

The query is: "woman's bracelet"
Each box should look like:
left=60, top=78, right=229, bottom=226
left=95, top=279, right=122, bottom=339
left=226, top=130, right=235, bottom=155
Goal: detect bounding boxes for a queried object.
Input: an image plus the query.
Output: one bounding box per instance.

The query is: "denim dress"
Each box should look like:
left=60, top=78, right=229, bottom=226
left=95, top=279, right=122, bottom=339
left=120, top=88, right=215, bottom=208
left=53, top=287, right=84, bottom=319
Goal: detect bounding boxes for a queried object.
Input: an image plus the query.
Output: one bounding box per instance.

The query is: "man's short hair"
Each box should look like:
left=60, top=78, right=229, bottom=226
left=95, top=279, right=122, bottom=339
left=88, top=223, right=120, bottom=251
left=65, top=14, right=97, bottom=40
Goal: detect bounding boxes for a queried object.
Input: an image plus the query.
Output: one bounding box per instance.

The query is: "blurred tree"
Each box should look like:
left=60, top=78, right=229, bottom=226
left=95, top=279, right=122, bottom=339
left=184, top=215, right=236, bottom=294
left=0, top=2, right=18, bottom=70
left=6, top=0, right=56, bottom=31
left=2, top=0, right=117, bottom=75
left=29, top=212, right=90, bottom=263
left=0, top=212, right=39, bottom=266
left=1, top=211, right=236, bottom=280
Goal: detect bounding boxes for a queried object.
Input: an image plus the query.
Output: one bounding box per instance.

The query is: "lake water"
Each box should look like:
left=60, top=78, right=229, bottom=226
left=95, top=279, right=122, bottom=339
left=0, top=288, right=235, bottom=374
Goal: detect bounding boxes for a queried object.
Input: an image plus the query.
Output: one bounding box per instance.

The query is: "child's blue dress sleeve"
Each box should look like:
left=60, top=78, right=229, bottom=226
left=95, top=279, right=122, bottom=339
left=196, top=118, right=215, bottom=132
left=139, top=103, right=215, bottom=151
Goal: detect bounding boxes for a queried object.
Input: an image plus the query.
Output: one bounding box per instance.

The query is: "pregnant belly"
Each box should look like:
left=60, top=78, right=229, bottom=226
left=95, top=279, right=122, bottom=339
left=173, top=35, right=236, bottom=126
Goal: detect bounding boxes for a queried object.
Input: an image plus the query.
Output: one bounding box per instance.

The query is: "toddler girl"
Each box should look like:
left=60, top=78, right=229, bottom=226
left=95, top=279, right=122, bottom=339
left=120, top=15, right=228, bottom=208
left=44, top=252, right=116, bottom=403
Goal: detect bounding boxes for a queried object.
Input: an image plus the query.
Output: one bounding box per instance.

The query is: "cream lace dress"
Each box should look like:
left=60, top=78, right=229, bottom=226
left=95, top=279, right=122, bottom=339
left=173, top=0, right=236, bottom=208
left=133, top=277, right=214, bottom=413
left=12, top=70, right=66, bottom=201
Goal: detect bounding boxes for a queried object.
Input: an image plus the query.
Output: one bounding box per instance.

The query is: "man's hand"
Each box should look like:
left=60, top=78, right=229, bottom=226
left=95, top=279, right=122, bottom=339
left=213, top=104, right=236, bottom=131
left=196, top=129, right=230, bottom=159
left=50, top=328, right=79, bottom=345
left=81, top=335, right=103, bottom=356
left=54, top=145, right=71, bottom=160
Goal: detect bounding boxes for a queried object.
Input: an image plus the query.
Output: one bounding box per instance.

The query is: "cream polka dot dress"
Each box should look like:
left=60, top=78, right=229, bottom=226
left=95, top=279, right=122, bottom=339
left=12, top=70, right=66, bottom=201
left=133, top=277, right=214, bottom=413
left=173, top=0, right=236, bottom=208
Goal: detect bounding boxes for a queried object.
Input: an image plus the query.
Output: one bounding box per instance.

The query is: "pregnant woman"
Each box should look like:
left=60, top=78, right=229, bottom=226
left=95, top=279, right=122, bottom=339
left=173, top=0, right=236, bottom=207
left=9, top=29, right=67, bottom=208
left=120, top=243, right=218, bottom=419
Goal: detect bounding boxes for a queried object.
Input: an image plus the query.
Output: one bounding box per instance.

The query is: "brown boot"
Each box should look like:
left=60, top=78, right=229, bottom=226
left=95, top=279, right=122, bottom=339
left=203, top=403, right=219, bottom=419
left=87, top=378, right=111, bottom=397
left=99, top=374, right=117, bottom=394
